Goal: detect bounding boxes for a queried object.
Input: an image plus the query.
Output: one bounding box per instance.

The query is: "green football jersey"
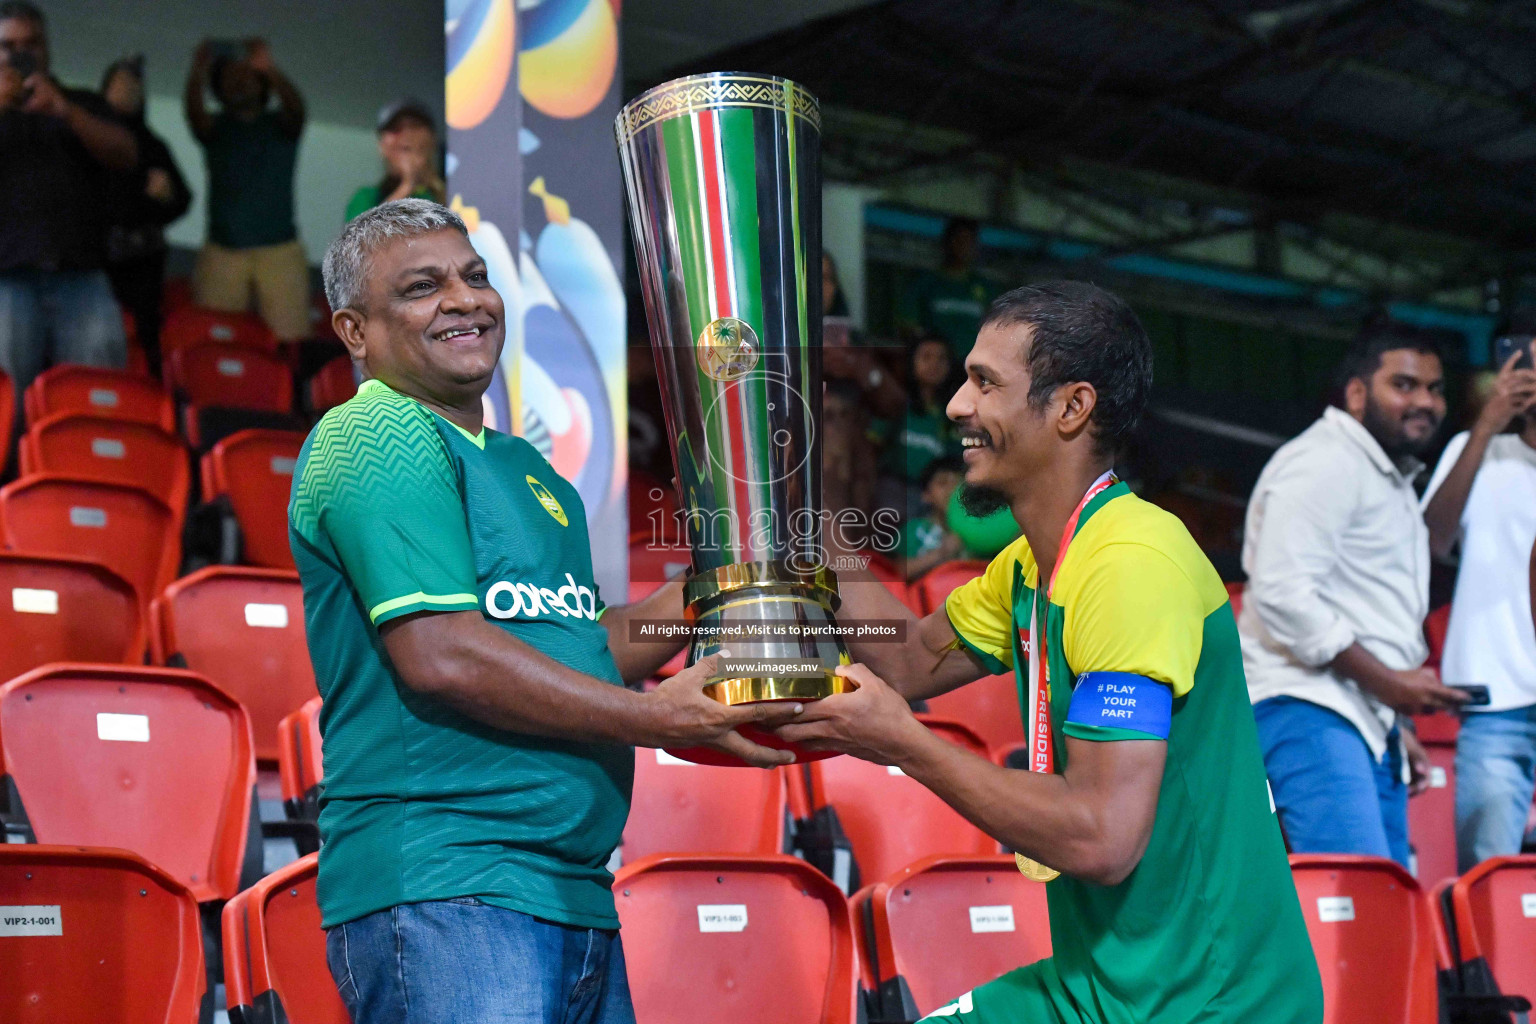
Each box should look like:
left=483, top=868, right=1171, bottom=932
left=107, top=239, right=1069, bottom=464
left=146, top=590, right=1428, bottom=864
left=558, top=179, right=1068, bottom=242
left=941, top=485, right=1322, bottom=1023
left=289, top=379, right=632, bottom=930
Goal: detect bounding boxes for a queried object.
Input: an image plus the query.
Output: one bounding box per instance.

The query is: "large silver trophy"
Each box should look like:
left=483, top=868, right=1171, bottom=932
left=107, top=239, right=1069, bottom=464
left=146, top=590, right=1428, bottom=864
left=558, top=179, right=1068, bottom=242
left=616, top=73, right=850, bottom=764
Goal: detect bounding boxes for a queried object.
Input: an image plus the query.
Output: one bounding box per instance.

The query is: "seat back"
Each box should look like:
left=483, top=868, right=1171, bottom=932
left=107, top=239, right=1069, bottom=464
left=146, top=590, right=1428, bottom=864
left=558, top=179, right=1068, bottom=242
left=870, top=856, right=1052, bottom=1020
left=623, top=753, right=786, bottom=863
left=0, top=552, right=143, bottom=680
left=1424, top=604, right=1451, bottom=672
left=1224, top=580, right=1244, bottom=617
left=1407, top=738, right=1457, bottom=886
left=203, top=429, right=306, bottom=569
left=223, top=853, right=349, bottom=1024
left=912, top=560, right=989, bottom=616
left=168, top=344, right=294, bottom=414
left=23, top=365, right=174, bottom=432
left=161, top=305, right=276, bottom=354
left=0, top=475, right=180, bottom=615
left=1450, top=855, right=1536, bottom=1002
left=151, top=566, right=315, bottom=764
left=0, top=664, right=255, bottom=901
left=0, top=845, right=205, bottom=1024
left=307, top=356, right=357, bottom=413
left=1290, top=854, right=1439, bottom=1024
left=277, top=696, right=324, bottom=818
left=20, top=413, right=190, bottom=515
left=804, top=717, right=997, bottom=885
left=926, top=674, right=1024, bottom=757
left=615, top=854, right=856, bottom=1024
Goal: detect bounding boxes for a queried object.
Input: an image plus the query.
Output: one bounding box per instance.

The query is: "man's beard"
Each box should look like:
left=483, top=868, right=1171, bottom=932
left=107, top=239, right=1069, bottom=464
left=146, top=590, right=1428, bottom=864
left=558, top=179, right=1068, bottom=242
left=958, top=483, right=1010, bottom=519
left=1361, top=397, right=1438, bottom=460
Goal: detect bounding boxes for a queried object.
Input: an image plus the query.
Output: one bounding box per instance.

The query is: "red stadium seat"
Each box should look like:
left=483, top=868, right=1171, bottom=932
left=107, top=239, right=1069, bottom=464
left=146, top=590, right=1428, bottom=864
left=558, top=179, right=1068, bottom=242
left=277, top=696, right=323, bottom=822
left=202, top=429, right=306, bottom=569
left=622, top=752, right=787, bottom=863
left=1408, top=735, right=1458, bottom=886
left=865, top=856, right=1052, bottom=1021
left=161, top=305, right=276, bottom=354
left=307, top=355, right=357, bottom=413
left=151, top=566, right=316, bottom=764
left=0, top=552, right=143, bottom=679
left=797, top=717, right=997, bottom=887
left=1225, top=580, right=1244, bottom=617
left=928, top=674, right=1025, bottom=758
left=167, top=343, right=294, bottom=414
left=0, top=475, right=180, bottom=616
left=23, top=364, right=174, bottom=432
left=1424, top=605, right=1451, bottom=674
left=912, top=559, right=989, bottom=616
left=628, top=469, right=677, bottom=539
left=222, top=853, right=348, bottom=1024
left=20, top=413, right=190, bottom=515
left=1448, top=856, right=1536, bottom=1004
left=163, top=276, right=194, bottom=314
left=627, top=540, right=691, bottom=677
left=0, top=664, right=255, bottom=902
left=863, top=550, right=922, bottom=614
left=0, top=845, right=206, bottom=1024
left=1289, top=854, right=1439, bottom=1024
left=614, top=854, right=857, bottom=1024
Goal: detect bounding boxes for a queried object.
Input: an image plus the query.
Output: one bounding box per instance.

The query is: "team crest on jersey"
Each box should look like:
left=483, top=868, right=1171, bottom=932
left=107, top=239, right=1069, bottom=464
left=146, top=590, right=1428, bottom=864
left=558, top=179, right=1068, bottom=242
left=526, top=475, right=568, bottom=527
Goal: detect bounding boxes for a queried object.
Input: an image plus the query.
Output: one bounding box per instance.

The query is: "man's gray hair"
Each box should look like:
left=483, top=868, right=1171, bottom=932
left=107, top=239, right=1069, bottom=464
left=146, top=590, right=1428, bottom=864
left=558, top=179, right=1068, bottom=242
left=322, top=198, right=468, bottom=312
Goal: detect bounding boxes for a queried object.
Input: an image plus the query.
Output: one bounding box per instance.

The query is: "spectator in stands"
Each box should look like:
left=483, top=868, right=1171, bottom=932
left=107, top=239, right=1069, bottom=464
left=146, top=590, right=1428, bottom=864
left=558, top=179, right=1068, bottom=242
left=0, top=1, right=135, bottom=444
left=183, top=38, right=309, bottom=342
left=99, top=55, right=190, bottom=377
left=344, top=97, right=444, bottom=222
left=1241, top=323, right=1467, bottom=868
left=874, top=334, right=964, bottom=518
left=897, top=216, right=992, bottom=360
left=300, top=199, right=801, bottom=1021
left=1422, top=336, right=1536, bottom=870
left=900, top=455, right=963, bottom=581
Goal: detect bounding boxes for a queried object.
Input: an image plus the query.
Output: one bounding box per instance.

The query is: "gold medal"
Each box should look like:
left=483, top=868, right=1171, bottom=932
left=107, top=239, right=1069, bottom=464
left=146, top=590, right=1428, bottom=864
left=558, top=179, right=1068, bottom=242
left=1015, top=853, right=1060, bottom=883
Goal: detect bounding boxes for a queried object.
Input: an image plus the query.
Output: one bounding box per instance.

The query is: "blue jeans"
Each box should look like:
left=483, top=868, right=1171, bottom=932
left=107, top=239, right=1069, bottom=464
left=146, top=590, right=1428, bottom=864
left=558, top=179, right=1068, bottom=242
left=326, top=898, right=634, bottom=1024
left=1455, top=705, right=1536, bottom=873
left=0, top=269, right=126, bottom=451
left=1254, top=697, right=1411, bottom=868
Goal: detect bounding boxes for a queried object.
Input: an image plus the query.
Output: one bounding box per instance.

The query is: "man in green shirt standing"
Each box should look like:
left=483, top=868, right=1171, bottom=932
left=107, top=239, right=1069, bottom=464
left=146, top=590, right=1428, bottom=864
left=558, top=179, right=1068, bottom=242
left=900, top=218, right=994, bottom=361
left=296, top=199, right=800, bottom=1023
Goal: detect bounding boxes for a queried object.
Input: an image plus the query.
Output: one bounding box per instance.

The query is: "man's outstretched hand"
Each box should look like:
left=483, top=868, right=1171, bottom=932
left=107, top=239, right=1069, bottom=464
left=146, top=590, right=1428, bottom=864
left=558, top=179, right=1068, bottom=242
left=772, top=663, right=931, bottom=765
left=643, top=655, right=804, bottom=768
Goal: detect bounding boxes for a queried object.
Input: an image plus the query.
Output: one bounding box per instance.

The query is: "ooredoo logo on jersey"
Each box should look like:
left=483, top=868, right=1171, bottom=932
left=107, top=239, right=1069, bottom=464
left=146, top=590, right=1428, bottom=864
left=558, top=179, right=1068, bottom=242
left=486, top=573, right=599, bottom=621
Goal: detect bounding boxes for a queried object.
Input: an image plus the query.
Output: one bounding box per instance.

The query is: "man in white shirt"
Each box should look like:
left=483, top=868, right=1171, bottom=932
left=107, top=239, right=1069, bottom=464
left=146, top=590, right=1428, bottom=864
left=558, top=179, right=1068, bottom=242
left=1422, top=339, right=1536, bottom=870
left=1240, top=326, right=1466, bottom=867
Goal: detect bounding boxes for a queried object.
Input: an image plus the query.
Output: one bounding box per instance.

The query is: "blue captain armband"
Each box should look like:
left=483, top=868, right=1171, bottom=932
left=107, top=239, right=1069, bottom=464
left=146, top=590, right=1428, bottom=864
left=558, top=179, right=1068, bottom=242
left=1064, top=672, right=1173, bottom=741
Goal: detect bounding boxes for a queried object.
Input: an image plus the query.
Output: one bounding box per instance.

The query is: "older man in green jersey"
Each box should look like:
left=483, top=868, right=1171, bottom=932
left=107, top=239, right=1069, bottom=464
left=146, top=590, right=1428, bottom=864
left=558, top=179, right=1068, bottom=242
left=291, top=199, right=801, bottom=1024
left=778, top=282, right=1323, bottom=1023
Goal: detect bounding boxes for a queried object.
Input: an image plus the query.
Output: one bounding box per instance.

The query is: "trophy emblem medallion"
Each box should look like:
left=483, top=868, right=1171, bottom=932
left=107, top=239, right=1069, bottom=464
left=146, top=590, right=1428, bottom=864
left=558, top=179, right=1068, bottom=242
left=696, top=317, right=759, bottom=382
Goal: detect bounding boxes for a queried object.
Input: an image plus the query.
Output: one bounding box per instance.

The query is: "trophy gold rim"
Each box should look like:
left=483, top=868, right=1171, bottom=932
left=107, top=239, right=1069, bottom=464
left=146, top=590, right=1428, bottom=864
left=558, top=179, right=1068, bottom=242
left=703, top=670, right=854, bottom=705
left=614, top=71, right=822, bottom=146
left=683, top=561, right=840, bottom=609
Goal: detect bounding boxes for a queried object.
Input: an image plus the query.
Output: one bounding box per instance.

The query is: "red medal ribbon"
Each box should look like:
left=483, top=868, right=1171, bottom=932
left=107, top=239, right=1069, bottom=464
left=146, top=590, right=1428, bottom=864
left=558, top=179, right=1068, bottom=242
left=1026, top=471, right=1118, bottom=776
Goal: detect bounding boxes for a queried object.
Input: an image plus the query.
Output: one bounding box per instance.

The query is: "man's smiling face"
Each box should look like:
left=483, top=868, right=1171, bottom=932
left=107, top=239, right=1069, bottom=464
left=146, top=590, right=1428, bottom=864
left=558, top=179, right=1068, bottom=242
left=946, top=320, right=1056, bottom=497
left=349, top=227, right=504, bottom=404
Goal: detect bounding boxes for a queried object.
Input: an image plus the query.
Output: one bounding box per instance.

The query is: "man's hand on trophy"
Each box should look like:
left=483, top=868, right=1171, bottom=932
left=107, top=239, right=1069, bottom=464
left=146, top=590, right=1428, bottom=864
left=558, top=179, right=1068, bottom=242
left=772, top=664, right=930, bottom=766
left=644, top=656, right=805, bottom=768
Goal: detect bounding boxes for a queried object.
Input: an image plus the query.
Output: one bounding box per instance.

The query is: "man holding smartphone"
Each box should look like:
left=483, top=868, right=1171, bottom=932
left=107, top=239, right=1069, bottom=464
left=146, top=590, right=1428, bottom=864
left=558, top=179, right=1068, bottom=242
left=1423, top=332, right=1536, bottom=870
left=0, top=1, right=137, bottom=461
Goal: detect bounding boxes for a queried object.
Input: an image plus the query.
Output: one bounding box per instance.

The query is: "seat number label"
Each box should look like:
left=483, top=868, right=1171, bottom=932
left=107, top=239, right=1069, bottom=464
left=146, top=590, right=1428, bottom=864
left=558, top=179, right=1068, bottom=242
left=697, top=904, right=748, bottom=932
left=0, top=906, right=61, bottom=936
left=88, top=388, right=119, bottom=407
left=69, top=507, right=107, bottom=528
left=1317, top=896, right=1355, bottom=922
left=97, top=713, right=149, bottom=743
left=244, top=603, right=289, bottom=628
left=271, top=457, right=297, bottom=475
left=655, top=749, right=691, bottom=765
left=1522, top=893, right=1536, bottom=918
left=12, top=588, right=58, bottom=614
left=969, top=905, right=1016, bottom=933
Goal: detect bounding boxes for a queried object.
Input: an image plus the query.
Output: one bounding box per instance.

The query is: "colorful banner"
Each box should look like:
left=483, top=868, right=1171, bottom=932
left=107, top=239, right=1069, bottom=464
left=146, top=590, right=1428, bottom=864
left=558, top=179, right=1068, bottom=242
left=446, top=0, right=627, bottom=597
